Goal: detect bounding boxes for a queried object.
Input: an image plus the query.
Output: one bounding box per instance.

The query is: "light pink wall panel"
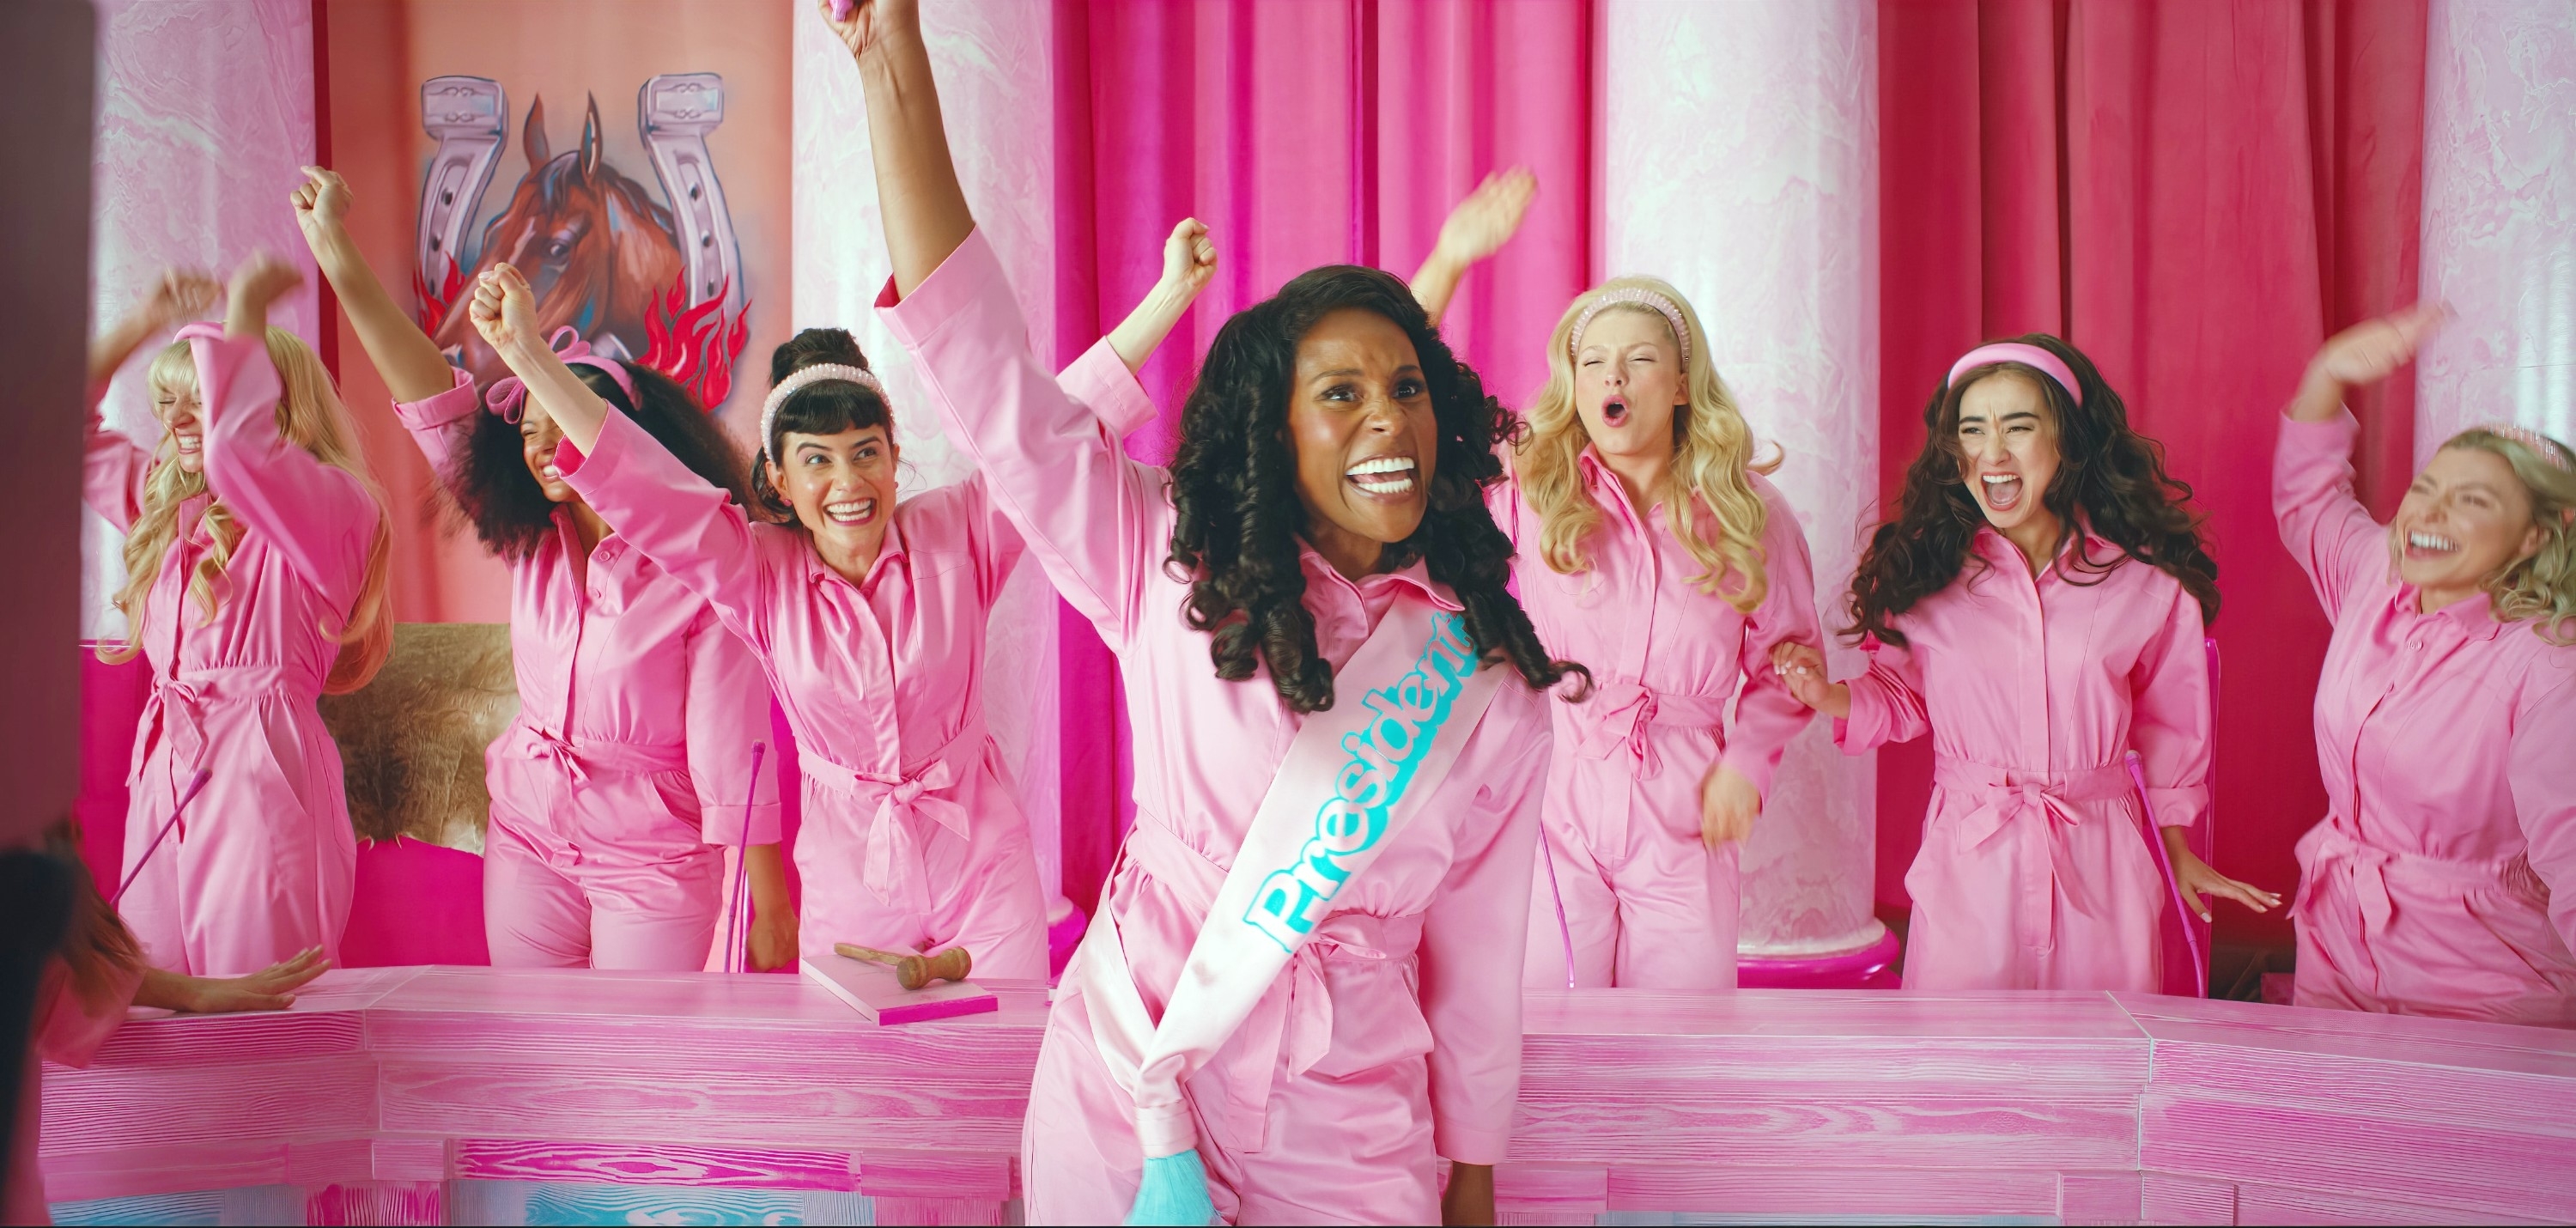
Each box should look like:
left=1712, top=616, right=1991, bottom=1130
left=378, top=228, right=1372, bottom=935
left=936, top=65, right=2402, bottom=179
left=2416, top=0, right=2576, bottom=455
left=1598, top=0, right=1884, bottom=957
left=85, top=0, right=322, bottom=640
left=792, top=3, right=1066, bottom=904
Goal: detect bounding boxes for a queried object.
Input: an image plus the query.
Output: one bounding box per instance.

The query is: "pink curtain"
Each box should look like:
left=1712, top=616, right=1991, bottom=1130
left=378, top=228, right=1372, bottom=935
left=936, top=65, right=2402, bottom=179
left=1876, top=0, right=2428, bottom=968
left=1046, top=0, right=1596, bottom=917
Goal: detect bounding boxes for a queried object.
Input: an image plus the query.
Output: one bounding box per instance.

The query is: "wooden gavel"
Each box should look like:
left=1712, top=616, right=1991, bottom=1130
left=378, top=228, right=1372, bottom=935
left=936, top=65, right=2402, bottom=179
left=834, top=942, right=973, bottom=990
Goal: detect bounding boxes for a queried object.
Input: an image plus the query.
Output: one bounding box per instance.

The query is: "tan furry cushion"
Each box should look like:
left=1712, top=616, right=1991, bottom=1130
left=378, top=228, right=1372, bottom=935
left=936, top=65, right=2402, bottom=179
left=317, top=623, right=516, bottom=854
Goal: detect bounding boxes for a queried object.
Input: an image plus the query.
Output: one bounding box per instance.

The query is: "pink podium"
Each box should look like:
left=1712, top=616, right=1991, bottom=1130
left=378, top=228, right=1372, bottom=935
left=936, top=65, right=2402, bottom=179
left=41, top=968, right=2576, bottom=1225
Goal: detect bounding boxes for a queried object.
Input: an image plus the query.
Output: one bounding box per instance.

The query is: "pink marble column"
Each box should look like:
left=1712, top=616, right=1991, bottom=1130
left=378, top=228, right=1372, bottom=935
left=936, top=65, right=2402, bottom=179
left=793, top=5, right=1066, bottom=901
left=1600, top=0, right=1886, bottom=961
left=84, top=0, right=320, bottom=639
left=2417, top=0, right=2576, bottom=454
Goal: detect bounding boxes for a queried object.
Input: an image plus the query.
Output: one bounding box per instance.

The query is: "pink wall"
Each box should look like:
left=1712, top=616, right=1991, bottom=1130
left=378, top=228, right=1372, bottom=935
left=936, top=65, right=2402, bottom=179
left=2417, top=0, right=2576, bottom=453
left=1600, top=0, right=1883, bottom=959
left=84, top=0, right=321, bottom=641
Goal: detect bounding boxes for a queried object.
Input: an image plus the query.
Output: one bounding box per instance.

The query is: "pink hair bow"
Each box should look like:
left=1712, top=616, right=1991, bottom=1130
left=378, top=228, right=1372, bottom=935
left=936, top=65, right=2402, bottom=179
left=484, top=326, right=637, bottom=423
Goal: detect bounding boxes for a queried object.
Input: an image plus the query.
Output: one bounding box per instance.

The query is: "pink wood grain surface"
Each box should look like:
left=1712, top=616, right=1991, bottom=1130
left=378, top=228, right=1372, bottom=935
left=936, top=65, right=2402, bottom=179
left=38, top=970, right=2576, bottom=1225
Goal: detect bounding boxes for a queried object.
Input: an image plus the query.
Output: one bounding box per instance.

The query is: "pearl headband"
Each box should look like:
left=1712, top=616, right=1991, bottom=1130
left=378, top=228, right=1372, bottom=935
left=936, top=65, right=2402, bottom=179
left=2478, top=423, right=2574, bottom=473
left=1570, top=288, right=1692, bottom=370
left=759, top=363, right=884, bottom=463
left=1947, top=342, right=2082, bottom=405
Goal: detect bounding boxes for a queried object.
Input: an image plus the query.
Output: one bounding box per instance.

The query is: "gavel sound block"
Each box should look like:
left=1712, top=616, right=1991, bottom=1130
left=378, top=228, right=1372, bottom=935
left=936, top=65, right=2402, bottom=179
left=800, top=943, right=995, bottom=1025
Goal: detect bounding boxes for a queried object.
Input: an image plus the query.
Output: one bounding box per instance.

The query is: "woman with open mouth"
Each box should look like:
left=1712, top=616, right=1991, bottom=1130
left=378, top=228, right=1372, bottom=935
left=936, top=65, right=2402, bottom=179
left=83, top=253, right=396, bottom=977
left=462, top=204, right=1210, bottom=988
left=818, top=2, right=1586, bottom=1222
left=295, top=166, right=793, bottom=975
left=1775, top=335, right=2276, bottom=993
left=2275, top=305, right=2576, bottom=1026
left=1412, top=174, right=1826, bottom=993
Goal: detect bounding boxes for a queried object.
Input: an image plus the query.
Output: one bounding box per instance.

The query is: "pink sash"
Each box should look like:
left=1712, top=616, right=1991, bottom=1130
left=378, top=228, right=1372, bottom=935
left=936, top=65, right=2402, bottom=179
left=1066, top=593, right=1507, bottom=1160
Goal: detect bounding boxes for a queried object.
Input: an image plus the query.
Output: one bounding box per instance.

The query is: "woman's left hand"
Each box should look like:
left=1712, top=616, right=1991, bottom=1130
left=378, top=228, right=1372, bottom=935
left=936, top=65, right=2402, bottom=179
left=748, top=908, right=800, bottom=972
left=1433, top=167, right=1536, bottom=269
left=1699, top=763, right=1762, bottom=849
left=223, top=252, right=302, bottom=338
left=1158, top=217, right=1218, bottom=302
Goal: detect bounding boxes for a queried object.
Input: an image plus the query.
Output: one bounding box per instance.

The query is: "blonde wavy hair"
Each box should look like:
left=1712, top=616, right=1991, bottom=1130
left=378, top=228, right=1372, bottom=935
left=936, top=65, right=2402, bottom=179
left=1516, top=277, right=1779, bottom=612
left=98, top=331, right=394, bottom=693
left=2427, top=426, right=2576, bottom=645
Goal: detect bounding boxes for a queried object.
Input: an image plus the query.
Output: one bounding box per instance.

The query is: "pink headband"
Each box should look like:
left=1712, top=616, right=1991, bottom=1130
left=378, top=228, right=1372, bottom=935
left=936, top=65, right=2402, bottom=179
left=2478, top=423, right=2574, bottom=472
left=1570, top=287, right=1692, bottom=370
left=485, top=327, right=636, bottom=423
left=1947, top=343, right=2081, bottom=405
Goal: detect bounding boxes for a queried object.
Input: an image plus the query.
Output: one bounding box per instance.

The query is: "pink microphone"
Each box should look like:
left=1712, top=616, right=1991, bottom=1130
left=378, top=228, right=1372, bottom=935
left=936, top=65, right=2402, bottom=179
left=830, top=0, right=856, bottom=21
left=112, top=767, right=214, bottom=908
left=722, top=742, right=768, bottom=974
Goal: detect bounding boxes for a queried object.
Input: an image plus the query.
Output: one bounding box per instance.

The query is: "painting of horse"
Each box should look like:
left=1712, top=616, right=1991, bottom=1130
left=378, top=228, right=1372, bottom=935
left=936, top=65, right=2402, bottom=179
left=430, top=94, right=687, bottom=391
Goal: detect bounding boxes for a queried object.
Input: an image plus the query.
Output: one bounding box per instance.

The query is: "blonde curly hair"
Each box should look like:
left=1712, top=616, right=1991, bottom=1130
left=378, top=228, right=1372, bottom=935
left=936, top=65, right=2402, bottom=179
left=2427, top=425, right=2576, bottom=645
left=1513, top=277, right=1777, bottom=612
left=99, top=331, right=392, bottom=693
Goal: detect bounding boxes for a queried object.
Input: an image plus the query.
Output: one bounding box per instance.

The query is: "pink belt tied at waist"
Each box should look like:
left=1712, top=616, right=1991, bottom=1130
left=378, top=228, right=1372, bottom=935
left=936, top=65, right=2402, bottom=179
left=1933, top=757, right=2136, bottom=956
left=1571, top=678, right=1733, bottom=780
left=132, top=663, right=307, bottom=799
left=799, top=720, right=984, bottom=915
left=2298, top=823, right=2537, bottom=996
left=508, top=724, right=690, bottom=786
left=1120, top=815, right=1424, bottom=1153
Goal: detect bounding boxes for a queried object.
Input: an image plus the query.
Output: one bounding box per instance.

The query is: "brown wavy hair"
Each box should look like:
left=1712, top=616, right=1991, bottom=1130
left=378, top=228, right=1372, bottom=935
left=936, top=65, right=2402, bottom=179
left=1846, top=333, right=2219, bottom=647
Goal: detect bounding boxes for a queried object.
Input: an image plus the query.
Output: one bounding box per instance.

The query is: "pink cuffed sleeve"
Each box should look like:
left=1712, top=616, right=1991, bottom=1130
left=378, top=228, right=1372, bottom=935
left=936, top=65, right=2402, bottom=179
left=182, top=325, right=379, bottom=619
left=83, top=411, right=154, bottom=533
left=2275, top=410, right=2387, bottom=622
left=1416, top=696, right=1549, bottom=1164
left=1834, top=634, right=1929, bottom=753
left=557, top=408, right=775, bottom=654
left=1056, top=335, right=1159, bottom=441
left=686, top=608, right=782, bottom=847
left=390, top=364, right=482, bottom=476
left=2126, top=584, right=2214, bottom=830
left=1719, top=477, right=1824, bottom=799
left=879, top=229, right=1165, bottom=648
left=2512, top=669, right=2576, bottom=957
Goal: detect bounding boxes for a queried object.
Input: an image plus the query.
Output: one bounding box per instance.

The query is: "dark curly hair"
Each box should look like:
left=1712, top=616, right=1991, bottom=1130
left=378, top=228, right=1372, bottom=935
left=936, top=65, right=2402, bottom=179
left=1168, top=264, right=1587, bottom=713
left=752, top=328, right=895, bottom=525
left=455, top=362, right=749, bottom=561
left=1847, top=332, right=2221, bottom=647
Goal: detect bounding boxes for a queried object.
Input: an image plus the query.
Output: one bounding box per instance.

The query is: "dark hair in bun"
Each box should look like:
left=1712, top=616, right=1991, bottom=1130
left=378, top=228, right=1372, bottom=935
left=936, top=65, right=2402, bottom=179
left=754, top=327, right=894, bottom=523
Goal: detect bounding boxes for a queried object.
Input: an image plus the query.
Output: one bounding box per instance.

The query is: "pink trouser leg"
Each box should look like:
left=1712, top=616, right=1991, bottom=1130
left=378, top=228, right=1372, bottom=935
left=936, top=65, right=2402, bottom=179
left=483, top=819, right=592, bottom=969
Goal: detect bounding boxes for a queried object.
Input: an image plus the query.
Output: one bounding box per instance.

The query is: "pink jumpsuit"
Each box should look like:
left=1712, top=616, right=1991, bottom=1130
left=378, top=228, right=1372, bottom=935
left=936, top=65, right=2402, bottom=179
left=1835, top=526, right=2211, bottom=992
left=556, top=337, right=1152, bottom=982
left=84, top=327, right=376, bottom=976
left=1492, top=460, right=1820, bottom=989
left=2275, top=411, right=2576, bottom=1026
left=883, top=230, right=1552, bottom=1226
left=7, top=960, right=143, bottom=1226
left=392, top=371, right=781, bottom=970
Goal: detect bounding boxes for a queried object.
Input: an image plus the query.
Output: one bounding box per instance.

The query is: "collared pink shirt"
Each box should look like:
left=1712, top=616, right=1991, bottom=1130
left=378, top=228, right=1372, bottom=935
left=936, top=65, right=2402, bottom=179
left=394, top=369, right=780, bottom=846
left=2276, top=411, right=2576, bottom=1024
left=880, top=228, right=1552, bottom=1167
left=1492, top=455, right=1820, bottom=799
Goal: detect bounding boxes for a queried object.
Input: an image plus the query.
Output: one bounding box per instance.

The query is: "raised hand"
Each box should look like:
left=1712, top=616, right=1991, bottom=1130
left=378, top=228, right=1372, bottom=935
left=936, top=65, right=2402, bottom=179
left=2312, top=303, right=2446, bottom=390
left=1160, top=217, right=1218, bottom=301
left=145, top=268, right=222, bottom=329
left=291, top=165, right=355, bottom=241
left=468, top=263, right=543, bottom=356
left=815, top=0, right=915, bottom=62
left=1771, top=641, right=1850, bottom=719
left=1433, top=167, right=1537, bottom=269
left=224, top=252, right=303, bottom=339
left=1699, top=763, right=1761, bottom=849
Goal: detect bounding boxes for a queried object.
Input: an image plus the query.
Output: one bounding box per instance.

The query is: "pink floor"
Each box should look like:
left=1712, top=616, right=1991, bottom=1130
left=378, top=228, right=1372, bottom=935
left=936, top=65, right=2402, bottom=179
left=39, top=968, right=2576, bottom=1226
